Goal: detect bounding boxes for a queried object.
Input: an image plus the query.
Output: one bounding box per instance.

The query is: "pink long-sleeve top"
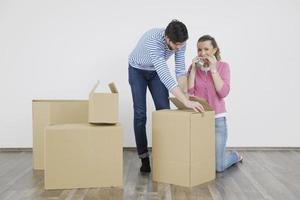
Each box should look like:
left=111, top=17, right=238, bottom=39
left=187, top=61, right=230, bottom=115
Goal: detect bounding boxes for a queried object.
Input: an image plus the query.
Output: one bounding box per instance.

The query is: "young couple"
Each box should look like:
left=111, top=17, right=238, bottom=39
left=128, top=19, right=243, bottom=173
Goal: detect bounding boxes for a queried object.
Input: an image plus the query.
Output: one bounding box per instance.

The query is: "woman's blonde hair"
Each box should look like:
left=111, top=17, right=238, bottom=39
left=198, top=35, right=221, bottom=61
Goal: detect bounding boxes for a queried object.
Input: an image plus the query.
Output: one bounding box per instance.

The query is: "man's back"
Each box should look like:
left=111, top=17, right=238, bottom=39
left=129, top=28, right=171, bottom=70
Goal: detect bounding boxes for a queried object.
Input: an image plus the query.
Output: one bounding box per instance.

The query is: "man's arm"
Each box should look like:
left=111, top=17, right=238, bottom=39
left=177, top=75, right=188, bottom=97
left=175, top=44, right=188, bottom=96
left=145, top=40, right=203, bottom=112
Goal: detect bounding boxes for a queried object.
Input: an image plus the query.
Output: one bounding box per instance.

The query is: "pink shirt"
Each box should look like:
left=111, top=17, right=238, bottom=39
left=187, top=61, right=230, bottom=114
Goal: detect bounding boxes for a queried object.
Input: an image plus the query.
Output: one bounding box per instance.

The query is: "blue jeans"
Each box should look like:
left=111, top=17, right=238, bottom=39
left=215, top=117, right=239, bottom=172
left=128, top=65, right=170, bottom=158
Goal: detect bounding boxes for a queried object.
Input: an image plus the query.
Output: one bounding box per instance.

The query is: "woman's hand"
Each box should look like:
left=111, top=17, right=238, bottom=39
left=203, top=55, right=217, bottom=70
left=192, top=56, right=200, bottom=67
left=192, top=56, right=205, bottom=69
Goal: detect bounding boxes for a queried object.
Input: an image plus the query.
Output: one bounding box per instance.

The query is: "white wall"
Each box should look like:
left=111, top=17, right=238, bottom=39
left=0, top=0, right=299, bottom=148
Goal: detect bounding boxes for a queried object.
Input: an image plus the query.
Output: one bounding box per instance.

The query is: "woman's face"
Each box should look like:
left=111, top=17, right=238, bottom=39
left=197, top=40, right=217, bottom=58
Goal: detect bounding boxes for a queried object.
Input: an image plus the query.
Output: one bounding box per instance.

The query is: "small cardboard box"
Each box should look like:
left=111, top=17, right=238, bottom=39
left=44, top=123, right=123, bottom=190
left=88, top=81, right=119, bottom=124
left=32, top=100, right=88, bottom=170
left=152, top=96, right=216, bottom=187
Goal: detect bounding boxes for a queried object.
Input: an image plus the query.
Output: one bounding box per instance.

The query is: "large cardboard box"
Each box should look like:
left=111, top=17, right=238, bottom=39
left=44, top=123, right=123, bottom=190
left=88, top=81, right=119, bottom=124
left=32, top=100, right=88, bottom=170
left=152, top=97, right=216, bottom=187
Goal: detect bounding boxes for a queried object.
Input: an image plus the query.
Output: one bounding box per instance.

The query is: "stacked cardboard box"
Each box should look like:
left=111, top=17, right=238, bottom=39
left=32, top=81, right=123, bottom=190
left=152, top=97, right=216, bottom=187
left=32, top=100, right=88, bottom=170
left=44, top=123, right=122, bottom=189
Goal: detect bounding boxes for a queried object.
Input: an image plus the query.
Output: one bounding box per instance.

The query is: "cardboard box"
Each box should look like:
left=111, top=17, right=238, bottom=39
left=44, top=123, right=123, bottom=190
left=32, top=100, right=88, bottom=170
left=88, top=81, right=119, bottom=124
left=152, top=97, right=216, bottom=187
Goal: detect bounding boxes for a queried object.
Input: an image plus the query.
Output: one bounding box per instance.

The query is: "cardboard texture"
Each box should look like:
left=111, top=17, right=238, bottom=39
left=32, top=100, right=88, bottom=170
left=44, top=123, right=123, bottom=190
left=88, top=81, right=119, bottom=124
left=152, top=97, right=216, bottom=187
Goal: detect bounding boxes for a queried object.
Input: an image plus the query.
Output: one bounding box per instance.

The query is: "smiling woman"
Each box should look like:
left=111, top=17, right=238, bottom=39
left=188, top=35, right=243, bottom=172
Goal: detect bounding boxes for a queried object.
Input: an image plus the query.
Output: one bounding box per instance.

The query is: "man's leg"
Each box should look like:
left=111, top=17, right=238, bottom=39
left=148, top=71, right=170, bottom=110
left=128, top=66, right=151, bottom=172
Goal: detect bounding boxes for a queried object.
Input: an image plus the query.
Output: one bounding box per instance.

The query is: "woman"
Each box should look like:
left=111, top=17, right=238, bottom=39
left=188, top=35, right=243, bottom=172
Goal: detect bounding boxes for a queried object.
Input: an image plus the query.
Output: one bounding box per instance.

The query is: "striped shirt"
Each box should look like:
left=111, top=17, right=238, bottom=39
left=128, top=28, right=187, bottom=91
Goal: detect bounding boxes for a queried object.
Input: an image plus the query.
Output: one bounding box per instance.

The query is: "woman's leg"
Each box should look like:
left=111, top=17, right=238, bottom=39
left=215, top=117, right=240, bottom=172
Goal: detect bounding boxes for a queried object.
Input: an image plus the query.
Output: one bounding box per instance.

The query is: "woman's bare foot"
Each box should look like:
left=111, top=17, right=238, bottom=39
left=235, top=152, right=243, bottom=163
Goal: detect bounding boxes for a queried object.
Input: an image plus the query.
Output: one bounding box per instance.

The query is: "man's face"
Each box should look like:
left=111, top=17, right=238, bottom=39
left=166, top=37, right=185, bottom=51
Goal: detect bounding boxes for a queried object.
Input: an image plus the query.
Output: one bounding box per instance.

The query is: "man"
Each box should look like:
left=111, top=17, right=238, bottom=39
left=128, top=20, right=203, bottom=173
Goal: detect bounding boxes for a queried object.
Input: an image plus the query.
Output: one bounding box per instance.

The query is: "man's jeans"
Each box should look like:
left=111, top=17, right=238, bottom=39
left=128, top=65, right=170, bottom=158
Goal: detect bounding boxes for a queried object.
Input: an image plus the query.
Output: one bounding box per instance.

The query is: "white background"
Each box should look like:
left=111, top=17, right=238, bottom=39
left=0, top=0, right=299, bottom=148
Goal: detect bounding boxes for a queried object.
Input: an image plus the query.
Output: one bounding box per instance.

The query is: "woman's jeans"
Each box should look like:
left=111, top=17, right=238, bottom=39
left=215, top=117, right=239, bottom=172
left=128, top=65, right=170, bottom=158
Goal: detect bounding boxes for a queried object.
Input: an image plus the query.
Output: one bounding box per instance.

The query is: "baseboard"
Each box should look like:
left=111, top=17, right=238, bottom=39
left=0, top=147, right=299, bottom=152
left=226, top=147, right=300, bottom=151
left=130, top=147, right=300, bottom=151
left=0, top=148, right=33, bottom=152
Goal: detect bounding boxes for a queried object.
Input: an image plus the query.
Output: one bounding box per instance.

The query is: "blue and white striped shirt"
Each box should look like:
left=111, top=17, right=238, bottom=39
left=128, top=28, right=186, bottom=91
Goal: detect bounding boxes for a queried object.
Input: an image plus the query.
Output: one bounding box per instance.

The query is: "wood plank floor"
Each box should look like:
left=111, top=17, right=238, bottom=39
left=0, top=150, right=299, bottom=200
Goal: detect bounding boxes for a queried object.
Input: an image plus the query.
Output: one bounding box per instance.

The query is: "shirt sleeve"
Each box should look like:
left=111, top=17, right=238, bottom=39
left=187, top=64, right=195, bottom=95
left=145, top=38, right=178, bottom=91
left=175, top=44, right=187, bottom=77
left=216, top=62, right=230, bottom=98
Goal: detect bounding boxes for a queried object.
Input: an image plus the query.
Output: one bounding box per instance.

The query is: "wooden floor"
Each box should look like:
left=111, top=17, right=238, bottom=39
left=0, top=150, right=300, bottom=200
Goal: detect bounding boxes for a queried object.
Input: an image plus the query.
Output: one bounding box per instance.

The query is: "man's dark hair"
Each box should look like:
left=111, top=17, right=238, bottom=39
left=165, top=19, right=188, bottom=43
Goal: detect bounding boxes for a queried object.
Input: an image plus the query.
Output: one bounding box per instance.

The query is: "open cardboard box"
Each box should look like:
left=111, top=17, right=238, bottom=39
left=88, top=81, right=119, bottom=124
left=152, top=96, right=216, bottom=187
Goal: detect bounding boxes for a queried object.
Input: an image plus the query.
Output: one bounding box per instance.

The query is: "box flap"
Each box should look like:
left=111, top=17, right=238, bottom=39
left=169, top=96, right=213, bottom=111
left=89, top=81, right=118, bottom=95
left=189, top=96, right=213, bottom=111
left=169, top=97, right=188, bottom=110
left=108, top=82, right=118, bottom=93
left=89, top=81, right=100, bottom=96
